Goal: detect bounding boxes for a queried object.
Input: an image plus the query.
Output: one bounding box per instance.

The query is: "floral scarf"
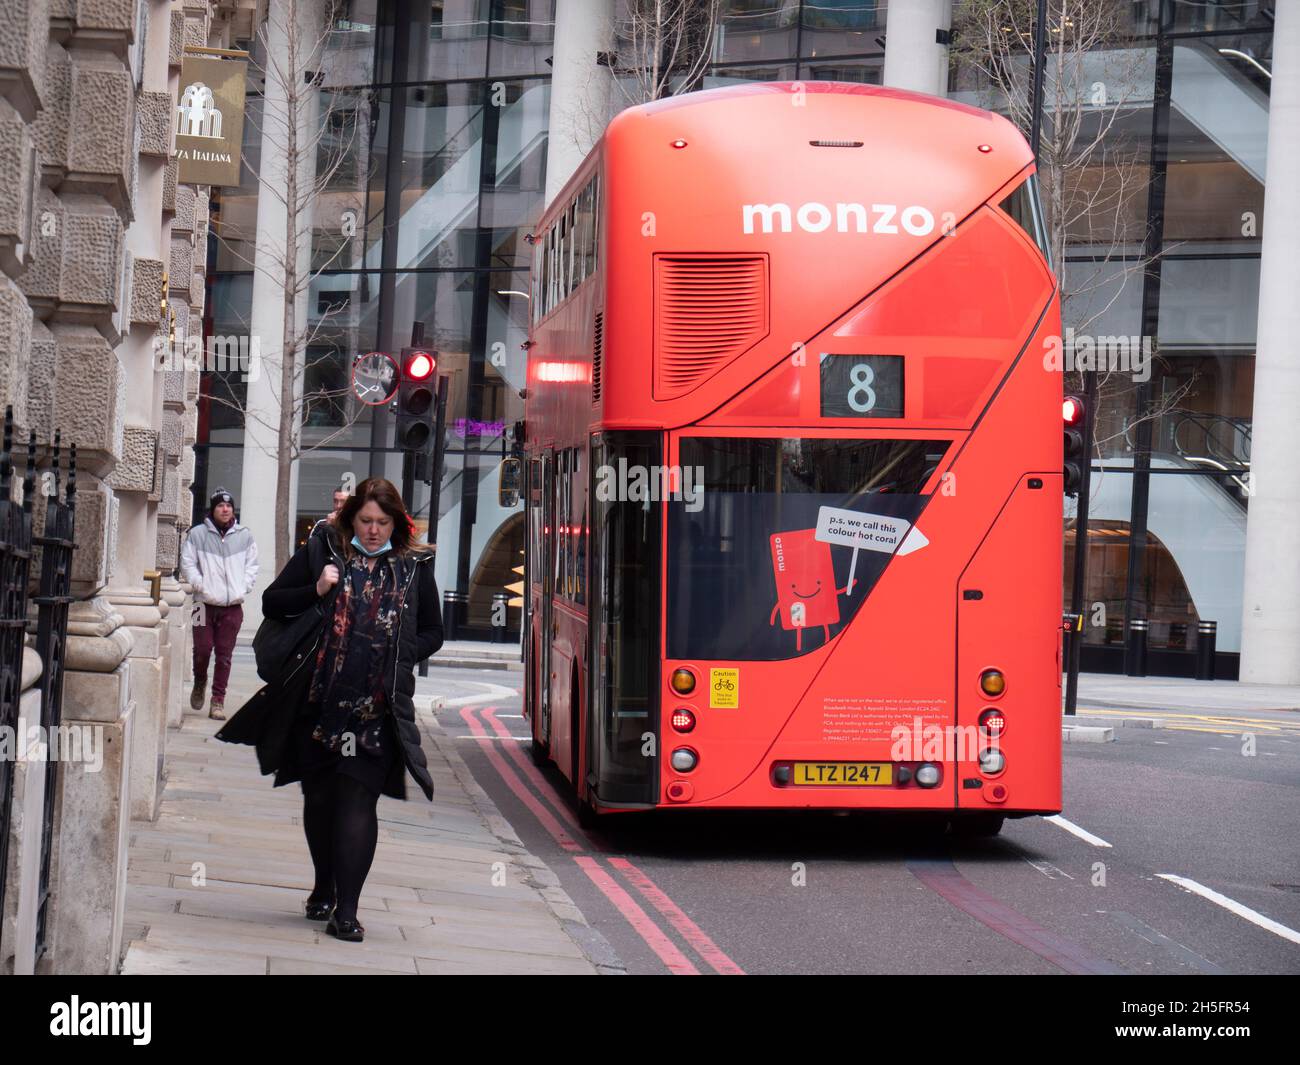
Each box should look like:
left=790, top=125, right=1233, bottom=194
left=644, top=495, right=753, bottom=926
left=308, top=549, right=406, bottom=753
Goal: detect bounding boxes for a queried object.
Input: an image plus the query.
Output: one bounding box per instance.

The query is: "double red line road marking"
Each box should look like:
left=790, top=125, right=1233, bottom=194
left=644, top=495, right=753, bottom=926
left=459, top=706, right=746, bottom=975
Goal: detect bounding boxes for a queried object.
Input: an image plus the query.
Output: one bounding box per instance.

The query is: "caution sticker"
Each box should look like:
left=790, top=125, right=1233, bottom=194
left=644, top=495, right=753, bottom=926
left=709, top=668, right=739, bottom=708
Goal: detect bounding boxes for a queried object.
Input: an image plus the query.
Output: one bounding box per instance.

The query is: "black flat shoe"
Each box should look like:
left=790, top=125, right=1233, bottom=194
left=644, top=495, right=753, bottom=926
left=325, top=914, right=365, bottom=942
left=304, top=896, right=334, bottom=921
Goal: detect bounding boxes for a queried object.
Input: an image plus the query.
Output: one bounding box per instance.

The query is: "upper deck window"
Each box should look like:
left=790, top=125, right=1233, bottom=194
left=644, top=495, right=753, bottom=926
left=531, top=173, right=602, bottom=326
left=997, top=174, right=1052, bottom=270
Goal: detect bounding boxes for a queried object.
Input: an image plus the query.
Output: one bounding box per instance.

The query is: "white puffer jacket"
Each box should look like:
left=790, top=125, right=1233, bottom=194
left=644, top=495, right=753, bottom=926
left=180, top=518, right=260, bottom=607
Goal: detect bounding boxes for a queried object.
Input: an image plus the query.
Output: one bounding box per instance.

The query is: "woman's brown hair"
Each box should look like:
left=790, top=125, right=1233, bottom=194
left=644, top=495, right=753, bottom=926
left=336, top=477, right=433, bottom=558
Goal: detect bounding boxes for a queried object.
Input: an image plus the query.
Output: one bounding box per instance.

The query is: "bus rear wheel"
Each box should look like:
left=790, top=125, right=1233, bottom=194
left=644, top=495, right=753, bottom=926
left=951, top=813, right=1005, bottom=838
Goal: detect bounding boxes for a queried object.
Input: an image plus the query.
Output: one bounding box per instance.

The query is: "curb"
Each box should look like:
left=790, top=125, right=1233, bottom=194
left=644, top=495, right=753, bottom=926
left=416, top=699, right=627, bottom=975
left=1062, top=724, right=1114, bottom=743
left=1077, top=698, right=1300, bottom=715
left=430, top=656, right=524, bottom=673
left=1073, top=713, right=1159, bottom=730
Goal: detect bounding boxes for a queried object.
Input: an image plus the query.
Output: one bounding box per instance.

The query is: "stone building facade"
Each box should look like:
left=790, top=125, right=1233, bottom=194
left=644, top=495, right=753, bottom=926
left=0, top=0, right=245, bottom=975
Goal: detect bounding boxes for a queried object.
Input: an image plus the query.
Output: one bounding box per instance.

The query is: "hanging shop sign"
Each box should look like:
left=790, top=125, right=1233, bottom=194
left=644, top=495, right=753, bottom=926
left=174, top=54, right=248, bottom=187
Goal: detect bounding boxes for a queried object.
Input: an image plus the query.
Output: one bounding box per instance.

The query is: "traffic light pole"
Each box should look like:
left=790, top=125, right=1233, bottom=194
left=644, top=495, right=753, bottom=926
left=415, top=376, right=449, bottom=679
left=399, top=321, right=428, bottom=514
left=1064, top=368, right=1097, bottom=717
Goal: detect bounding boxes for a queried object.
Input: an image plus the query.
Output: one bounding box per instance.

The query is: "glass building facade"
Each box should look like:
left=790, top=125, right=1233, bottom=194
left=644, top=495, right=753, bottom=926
left=193, top=0, right=1275, bottom=668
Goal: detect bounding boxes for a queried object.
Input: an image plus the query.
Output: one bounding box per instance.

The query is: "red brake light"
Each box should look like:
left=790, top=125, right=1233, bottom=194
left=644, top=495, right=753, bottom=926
left=671, top=708, right=696, bottom=734
left=405, top=351, right=435, bottom=380
left=1063, top=396, right=1084, bottom=425
left=979, top=708, right=1006, bottom=737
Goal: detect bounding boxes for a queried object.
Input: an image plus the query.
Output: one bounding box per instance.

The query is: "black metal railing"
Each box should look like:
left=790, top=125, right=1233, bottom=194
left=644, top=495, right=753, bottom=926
left=32, top=431, right=76, bottom=962
left=0, top=407, right=36, bottom=961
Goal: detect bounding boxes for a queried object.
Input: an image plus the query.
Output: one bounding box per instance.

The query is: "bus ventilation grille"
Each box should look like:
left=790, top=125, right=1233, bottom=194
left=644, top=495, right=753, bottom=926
left=592, top=312, right=603, bottom=405
left=654, top=255, right=769, bottom=399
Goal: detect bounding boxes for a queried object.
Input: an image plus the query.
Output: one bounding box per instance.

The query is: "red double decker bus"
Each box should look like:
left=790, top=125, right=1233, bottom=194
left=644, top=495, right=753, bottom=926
left=522, top=82, right=1062, bottom=834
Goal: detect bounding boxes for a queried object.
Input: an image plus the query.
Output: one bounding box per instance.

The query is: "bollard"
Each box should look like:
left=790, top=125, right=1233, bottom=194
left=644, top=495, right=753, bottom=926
left=1195, top=619, right=1217, bottom=680
left=491, top=593, right=509, bottom=643
left=1125, top=618, right=1149, bottom=678
left=443, top=590, right=466, bottom=642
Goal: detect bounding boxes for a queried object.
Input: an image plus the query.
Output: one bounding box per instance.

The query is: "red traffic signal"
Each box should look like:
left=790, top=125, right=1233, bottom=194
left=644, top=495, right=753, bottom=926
left=397, top=347, right=439, bottom=452
left=1063, top=392, right=1087, bottom=497
left=404, top=349, right=436, bottom=381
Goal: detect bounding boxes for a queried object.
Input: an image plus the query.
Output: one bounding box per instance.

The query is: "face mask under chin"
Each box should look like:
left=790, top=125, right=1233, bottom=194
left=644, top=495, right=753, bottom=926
left=351, top=534, right=393, bottom=557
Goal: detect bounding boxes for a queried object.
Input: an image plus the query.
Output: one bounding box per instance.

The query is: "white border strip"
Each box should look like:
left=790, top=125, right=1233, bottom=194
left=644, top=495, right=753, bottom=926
left=1157, top=875, right=1300, bottom=946
left=1045, top=815, right=1113, bottom=848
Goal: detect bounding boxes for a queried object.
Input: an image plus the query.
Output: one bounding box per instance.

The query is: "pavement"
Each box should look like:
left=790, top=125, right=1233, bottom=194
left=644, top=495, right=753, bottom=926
left=1077, top=673, right=1300, bottom=714
left=1073, top=672, right=1300, bottom=739
left=118, top=650, right=621, bottom=975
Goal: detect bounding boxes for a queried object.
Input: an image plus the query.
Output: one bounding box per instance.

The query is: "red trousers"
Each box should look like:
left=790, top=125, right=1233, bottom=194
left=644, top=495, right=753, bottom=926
left=193, top=603, right=243, bottom=701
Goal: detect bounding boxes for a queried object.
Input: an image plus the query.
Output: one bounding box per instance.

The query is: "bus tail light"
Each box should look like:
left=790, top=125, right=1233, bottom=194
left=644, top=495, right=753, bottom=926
left=915, top=763, right=941, bottom=788
left=670, top=748, right=699, bottom=773
left=979, top=708, right=1006, bottom=737
left=671, top=708, right=696, bottom=734
left=670, top=668, right=696, bottom=695
left=979, top=748, right=1006, bottom=775
left=980, top=669, right=1006, bottom=697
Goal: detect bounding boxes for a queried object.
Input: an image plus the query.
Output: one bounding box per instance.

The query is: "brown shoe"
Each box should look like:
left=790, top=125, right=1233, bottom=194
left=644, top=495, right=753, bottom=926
left=190, top=681, right=206, bottom=711
left=208, top=698, right=226, bottom=721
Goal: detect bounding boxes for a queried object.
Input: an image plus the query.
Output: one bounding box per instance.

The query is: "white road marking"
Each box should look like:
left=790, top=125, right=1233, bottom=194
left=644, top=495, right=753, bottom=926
left=1025, top=859, right=1075, bottom=880
left=1153, top=740, right=1169, bottom=745
left=1157, top=874, right=1300, bottom=946
left=1045, top=815, right=1113, bottom=848
left=497, top=713, right=524, bottom=719
left=457, top=735, right=530, bottom=743
left=430, top=680, right=521, bottom=709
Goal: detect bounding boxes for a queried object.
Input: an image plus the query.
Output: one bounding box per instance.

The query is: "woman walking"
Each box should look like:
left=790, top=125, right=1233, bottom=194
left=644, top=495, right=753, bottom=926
left=218, top=477, right=442, bottom=943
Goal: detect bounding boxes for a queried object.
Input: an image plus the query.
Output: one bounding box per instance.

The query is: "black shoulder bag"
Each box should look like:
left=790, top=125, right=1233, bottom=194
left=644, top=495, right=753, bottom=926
left=251, top=533, right=339, bottom=686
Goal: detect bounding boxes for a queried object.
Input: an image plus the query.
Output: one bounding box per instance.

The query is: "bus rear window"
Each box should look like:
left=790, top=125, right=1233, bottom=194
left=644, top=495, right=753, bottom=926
left=667, top=437, right=950, bottom=662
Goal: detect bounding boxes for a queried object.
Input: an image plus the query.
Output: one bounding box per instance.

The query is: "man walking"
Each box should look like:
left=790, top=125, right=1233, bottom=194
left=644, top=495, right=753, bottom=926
left=180, top=488, right=259, bottom=720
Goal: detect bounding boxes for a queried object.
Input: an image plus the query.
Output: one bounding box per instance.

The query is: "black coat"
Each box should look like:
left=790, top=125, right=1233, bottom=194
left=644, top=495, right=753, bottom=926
left=217, top=522, right=443, bottom=801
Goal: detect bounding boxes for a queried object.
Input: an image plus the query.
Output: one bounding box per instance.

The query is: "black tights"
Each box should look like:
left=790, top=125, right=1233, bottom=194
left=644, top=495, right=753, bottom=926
left=301, top=773, right=380, bottom=923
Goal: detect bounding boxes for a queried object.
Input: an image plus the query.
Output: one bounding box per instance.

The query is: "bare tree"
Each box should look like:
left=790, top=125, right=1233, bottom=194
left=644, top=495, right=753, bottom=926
left=952, top=0, right=1150, bottom=318
left=951, top=0, right=1191, bottom=458
left=612, top=0, right=723, bottom=105
left=206, top=0, right=376, bottom=570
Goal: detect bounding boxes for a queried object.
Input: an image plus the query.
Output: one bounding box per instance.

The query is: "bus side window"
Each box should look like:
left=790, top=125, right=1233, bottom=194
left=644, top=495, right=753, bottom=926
left=592, top=174, right=600, bottom=275
left=578, top=180, right=595, bottom=283
left=528, top=457, right=543, bottom=589
left=559, top=210, right=569, bottom=305
left=573, top=450, right=586, bottom=605
left=547, top=228, right=556, bottom=315
left=554, top=450, right=566, bottom=600
left=568, top=206, right=576, bottom=300
left=535, top=233, right=543, bottom=323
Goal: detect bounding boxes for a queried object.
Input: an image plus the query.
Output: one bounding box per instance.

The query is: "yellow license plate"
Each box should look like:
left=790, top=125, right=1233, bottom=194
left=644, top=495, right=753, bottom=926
left=792, top=762, right=892, bottom=786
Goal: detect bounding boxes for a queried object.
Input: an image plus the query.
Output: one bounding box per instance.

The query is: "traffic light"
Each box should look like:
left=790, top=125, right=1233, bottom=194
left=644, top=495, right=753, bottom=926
left=396, top=348, right=437, bottom=452
left=1063, top=393, right=1086, bottom=497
